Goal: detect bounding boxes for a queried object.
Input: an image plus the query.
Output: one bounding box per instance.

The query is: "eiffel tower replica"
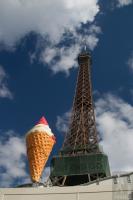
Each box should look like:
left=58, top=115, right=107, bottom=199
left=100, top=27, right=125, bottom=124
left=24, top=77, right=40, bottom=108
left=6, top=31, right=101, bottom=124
left=50, top=49, right=110, bottom=186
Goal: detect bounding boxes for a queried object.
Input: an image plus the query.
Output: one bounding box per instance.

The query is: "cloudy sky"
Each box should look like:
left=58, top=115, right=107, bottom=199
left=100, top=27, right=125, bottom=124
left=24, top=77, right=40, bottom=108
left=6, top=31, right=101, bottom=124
left=0, top=0, right=133, bottom=187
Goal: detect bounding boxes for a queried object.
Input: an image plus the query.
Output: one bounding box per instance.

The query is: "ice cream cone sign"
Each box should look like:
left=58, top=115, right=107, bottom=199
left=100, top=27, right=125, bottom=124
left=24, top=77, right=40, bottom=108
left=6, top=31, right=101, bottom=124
left=26, top=116, right=56, bottom=183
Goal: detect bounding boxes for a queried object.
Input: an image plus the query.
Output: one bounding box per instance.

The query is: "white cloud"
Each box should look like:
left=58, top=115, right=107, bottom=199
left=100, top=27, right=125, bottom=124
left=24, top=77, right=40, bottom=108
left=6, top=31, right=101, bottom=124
left=56, top=111, right=71, bottom=133
left=96, top=94, right=133, bottom=172
left=0, top=130, right=28, bottom=187
left=0, top=66, right=13, bottom=99
left=117, top=0, right=133, bottom=7
left=0, top=0, right=101, bottom=74
left=56, top=94, right=133, bottom=173
left=0, top=0, right=99, bottom=47
left=41, top=44, right=80, bottom=75
left=40, top=25, right=101, bottom=74
left=41, top=167, right=51, bottom=183
left=127, top=52, right=133, bottom=71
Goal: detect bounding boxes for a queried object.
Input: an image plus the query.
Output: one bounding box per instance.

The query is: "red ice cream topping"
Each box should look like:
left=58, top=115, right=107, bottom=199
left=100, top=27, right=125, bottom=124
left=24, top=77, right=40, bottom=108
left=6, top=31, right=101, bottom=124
left=37, top=116, right=48, bottom=125
left=36, top=116, right=56, bottom=143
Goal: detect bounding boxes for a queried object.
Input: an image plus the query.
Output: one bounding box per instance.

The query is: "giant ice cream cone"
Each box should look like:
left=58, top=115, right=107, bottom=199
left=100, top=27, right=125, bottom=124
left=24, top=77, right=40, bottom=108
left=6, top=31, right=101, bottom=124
left=26, top=116, right=56, bottom=183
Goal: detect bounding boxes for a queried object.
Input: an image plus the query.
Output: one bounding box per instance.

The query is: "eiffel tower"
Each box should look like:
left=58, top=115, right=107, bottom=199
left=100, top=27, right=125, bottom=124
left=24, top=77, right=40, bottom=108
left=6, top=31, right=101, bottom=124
left=50, top=50, right=110, bottom=186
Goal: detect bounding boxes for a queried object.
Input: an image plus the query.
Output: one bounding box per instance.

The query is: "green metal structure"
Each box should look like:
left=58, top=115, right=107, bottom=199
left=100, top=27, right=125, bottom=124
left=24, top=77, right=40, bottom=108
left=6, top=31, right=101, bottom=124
left=51, top=153, right=110, bottom=186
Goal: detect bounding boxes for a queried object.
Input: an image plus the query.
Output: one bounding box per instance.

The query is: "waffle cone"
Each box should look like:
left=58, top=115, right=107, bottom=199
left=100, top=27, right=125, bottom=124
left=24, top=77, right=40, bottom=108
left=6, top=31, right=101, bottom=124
left=26, top=131, right=54, bottom=183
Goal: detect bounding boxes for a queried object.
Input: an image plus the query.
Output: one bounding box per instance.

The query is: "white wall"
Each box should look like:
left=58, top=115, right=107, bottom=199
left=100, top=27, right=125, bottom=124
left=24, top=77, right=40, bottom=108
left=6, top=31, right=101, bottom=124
left=1, top=174, right=133, bottom=200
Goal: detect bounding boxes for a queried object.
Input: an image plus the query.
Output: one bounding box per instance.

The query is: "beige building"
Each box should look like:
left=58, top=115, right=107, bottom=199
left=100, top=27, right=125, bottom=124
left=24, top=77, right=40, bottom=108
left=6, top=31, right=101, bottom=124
left=0, top=172, right=133, bottom=200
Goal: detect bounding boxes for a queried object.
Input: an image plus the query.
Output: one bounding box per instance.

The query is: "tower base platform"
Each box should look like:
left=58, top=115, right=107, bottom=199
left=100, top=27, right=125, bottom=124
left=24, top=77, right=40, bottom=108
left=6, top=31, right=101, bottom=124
left=50, top=153, right=110, bottom=186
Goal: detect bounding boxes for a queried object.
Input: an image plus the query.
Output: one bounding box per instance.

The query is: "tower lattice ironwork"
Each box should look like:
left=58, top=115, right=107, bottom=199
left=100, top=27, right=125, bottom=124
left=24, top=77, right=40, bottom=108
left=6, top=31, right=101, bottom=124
left=62, top=52, right=99, bottom=155
left=50, top=51, right=110, bottom=186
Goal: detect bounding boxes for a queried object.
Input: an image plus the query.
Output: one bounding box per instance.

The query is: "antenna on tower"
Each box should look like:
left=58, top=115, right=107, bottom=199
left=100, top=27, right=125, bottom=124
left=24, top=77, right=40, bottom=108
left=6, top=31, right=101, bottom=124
left=82, top=37, right=87, bottom=52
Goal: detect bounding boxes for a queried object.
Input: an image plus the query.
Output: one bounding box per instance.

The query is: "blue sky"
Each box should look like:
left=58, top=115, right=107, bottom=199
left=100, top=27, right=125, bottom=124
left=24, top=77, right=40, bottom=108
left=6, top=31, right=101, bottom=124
left=0, top=0, right=133, bottom=187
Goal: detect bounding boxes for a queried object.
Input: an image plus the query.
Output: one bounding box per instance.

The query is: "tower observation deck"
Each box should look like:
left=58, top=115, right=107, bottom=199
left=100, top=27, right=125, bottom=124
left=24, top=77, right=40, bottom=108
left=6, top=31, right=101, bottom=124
left=50, top=51, right=110, bottom=186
